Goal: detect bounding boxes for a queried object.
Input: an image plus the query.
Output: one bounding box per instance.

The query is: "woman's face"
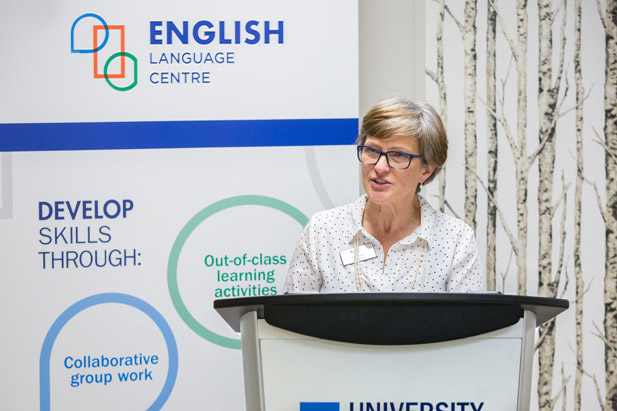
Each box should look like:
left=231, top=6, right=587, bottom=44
left=361, top=135, right=435, bottom=208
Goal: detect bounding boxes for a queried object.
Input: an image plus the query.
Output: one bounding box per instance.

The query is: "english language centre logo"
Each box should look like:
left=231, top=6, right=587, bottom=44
left=70, top=13, right=138, bottom=91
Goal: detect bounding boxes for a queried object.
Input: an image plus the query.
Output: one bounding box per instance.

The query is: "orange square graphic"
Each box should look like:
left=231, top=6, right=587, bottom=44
left=93, top=25, right=125, bottom=79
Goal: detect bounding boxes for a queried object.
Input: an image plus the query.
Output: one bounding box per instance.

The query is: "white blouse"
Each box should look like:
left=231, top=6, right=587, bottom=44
left=283, top=195, right=485, bottom=293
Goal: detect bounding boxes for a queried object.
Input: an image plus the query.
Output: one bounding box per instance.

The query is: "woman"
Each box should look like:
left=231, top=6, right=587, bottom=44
left=283, top=97, right=485, bottom=293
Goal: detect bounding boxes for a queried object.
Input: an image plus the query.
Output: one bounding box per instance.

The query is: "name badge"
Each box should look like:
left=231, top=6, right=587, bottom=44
left=340, top=244, right=377, bottom=266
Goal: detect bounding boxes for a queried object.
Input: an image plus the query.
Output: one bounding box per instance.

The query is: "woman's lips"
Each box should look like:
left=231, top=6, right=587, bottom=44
left=371, top=178, right=390, bottom=189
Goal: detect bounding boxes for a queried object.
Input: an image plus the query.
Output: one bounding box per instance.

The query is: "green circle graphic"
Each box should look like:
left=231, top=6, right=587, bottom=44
left=104, top=52, right=138, bottom=91
left=167, top=195, right=309, bottom=349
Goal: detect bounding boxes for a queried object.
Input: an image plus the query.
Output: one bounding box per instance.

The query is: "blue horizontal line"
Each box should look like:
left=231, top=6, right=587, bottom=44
left=300, top=402, right=340, bottom=411
left=0, top=118, right=358, bottom=152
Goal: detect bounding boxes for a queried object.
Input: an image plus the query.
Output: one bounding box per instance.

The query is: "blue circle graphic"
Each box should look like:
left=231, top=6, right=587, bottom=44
left=39, top=293, right=178, bottom=411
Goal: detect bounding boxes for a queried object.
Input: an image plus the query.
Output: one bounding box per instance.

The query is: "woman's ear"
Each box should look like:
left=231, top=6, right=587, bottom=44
left=421, top=164, right=436, bottom=183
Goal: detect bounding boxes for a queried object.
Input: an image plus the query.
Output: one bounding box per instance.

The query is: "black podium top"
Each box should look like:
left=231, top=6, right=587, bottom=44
left=214, top=293, right=569, bottom=345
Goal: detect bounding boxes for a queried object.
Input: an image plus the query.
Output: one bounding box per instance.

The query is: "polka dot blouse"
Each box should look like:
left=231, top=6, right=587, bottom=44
left=283, top=195, right=485, bottom=293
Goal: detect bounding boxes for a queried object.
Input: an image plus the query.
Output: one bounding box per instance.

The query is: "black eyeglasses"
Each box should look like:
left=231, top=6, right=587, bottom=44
left=357, top=145, right=423, bottom=170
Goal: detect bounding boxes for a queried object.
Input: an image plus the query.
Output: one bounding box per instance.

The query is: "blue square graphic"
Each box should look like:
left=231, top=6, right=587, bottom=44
left=300, top=402, right=340, bottom=411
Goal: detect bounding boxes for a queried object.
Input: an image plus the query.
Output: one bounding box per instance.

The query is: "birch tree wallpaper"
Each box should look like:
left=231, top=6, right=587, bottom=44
left=424, top=0, right=615, bottom=409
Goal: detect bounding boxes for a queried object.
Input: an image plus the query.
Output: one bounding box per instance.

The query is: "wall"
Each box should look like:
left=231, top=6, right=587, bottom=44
left=424, top=0, right=614, bottom=410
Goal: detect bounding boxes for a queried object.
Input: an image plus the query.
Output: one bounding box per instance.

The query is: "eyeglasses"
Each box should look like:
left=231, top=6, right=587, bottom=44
left=357, top=145, right=423, bottom=170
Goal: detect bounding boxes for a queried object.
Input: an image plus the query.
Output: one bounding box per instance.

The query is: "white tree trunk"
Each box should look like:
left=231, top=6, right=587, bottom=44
left=603, top=1, right=617, bottom=408
left=437, top=0, right=447, bottom=212
left=537, top=0, right=563, bottom=408
left=486, top=0, right=498, bottom=291
left=463, top=0, right=478, bottom=229
left=516, top=0, right=529, bottom=295
left=573, top=0, right=584, bottom=409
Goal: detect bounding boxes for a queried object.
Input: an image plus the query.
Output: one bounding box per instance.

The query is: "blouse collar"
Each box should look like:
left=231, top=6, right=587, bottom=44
left=348, top=194, right=437, bottom=249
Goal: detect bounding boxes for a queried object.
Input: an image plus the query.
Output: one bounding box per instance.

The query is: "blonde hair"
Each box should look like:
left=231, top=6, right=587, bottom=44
left=357, top=97, right=448, bottom=186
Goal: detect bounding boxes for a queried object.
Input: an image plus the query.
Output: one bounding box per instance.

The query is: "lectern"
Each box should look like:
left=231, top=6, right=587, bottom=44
left=214, top=293, right=568, bottom=411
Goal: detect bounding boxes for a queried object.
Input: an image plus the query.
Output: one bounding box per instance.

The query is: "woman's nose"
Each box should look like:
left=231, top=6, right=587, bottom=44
left=374, top=154, right=390, bottom=171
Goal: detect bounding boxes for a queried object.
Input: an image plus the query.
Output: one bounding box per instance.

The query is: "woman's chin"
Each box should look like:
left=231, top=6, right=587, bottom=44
left=366, top=191, right=392, bottom=206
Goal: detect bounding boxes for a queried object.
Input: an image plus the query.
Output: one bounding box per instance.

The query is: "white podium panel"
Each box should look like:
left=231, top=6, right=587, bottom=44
left=257, top=317, right=527, bottom=411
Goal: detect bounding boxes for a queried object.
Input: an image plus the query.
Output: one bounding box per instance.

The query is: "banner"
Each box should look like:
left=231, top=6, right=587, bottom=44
left=0, top=1, right=359, bottom=409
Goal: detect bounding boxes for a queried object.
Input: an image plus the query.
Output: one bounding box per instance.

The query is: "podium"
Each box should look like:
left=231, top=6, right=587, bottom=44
left=214, top=293, right=568, bottom=411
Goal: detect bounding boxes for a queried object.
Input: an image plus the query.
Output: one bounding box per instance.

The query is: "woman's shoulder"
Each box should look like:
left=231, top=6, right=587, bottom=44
left=419, top=195, right=475, bottom=235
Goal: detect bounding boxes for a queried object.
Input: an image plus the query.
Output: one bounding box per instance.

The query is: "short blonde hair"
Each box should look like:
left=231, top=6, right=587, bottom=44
left=357, top=97, right=448, bottom=186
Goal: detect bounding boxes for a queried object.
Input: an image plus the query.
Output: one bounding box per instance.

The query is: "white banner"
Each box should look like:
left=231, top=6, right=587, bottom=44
left=0, top=0, right=359, bottom=409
